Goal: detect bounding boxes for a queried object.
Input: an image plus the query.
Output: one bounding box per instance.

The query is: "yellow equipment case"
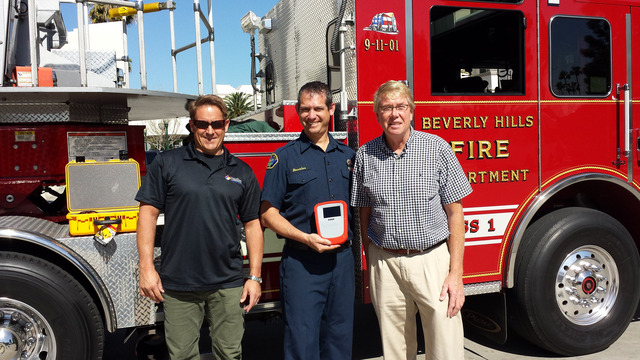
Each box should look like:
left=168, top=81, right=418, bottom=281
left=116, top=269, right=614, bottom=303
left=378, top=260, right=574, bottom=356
left=65, top=158, right=141, bottom=237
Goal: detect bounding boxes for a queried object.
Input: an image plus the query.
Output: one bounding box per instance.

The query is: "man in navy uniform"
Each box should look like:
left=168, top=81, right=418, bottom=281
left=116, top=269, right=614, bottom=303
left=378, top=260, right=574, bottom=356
left=260, top=81, right=355, bottom=360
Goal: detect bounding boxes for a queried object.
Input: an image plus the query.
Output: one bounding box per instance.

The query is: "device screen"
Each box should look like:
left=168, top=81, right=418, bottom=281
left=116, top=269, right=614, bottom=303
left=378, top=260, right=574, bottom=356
left=323, top=205, right=341, bottom=218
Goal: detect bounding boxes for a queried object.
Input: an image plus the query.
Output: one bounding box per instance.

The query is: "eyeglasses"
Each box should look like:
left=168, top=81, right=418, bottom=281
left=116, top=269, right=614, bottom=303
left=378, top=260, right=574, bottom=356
left=192, top=120, right=226, bottom=130
left=380, top=104, right=410, bottom=114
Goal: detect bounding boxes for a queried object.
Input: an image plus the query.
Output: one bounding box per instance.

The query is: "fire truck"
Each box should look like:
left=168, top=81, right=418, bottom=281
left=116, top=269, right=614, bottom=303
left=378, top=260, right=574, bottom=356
left=226, top=0, right=640, bottom=356
left=2, top=0, right=640, bottom=359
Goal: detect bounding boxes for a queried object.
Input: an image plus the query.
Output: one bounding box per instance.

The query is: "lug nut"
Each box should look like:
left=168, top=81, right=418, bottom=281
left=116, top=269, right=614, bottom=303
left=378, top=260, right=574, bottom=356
left=11, top=312, right=21, bottom=322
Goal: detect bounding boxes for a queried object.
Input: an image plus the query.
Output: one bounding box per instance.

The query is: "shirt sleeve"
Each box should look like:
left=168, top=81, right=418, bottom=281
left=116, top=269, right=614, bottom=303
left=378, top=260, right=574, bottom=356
left=350, top=147, right=371, bottom=208
left=438, top=139, right=473, bottom=204
left=238, top=164, right=262, bottom=223
left=135, top=153, right=167, bottom=210
left=260, top=151, right=287, bottom=210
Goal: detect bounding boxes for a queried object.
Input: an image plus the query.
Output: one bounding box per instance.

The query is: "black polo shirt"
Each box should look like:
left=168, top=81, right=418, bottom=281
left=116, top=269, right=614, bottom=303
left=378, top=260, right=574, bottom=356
left=136, top=143, right=261, bottom=291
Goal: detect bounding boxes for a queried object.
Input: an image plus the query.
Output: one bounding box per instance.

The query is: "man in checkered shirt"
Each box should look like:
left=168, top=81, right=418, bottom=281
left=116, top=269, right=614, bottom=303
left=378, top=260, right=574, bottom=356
left=351, top=81, right=472, bottom=360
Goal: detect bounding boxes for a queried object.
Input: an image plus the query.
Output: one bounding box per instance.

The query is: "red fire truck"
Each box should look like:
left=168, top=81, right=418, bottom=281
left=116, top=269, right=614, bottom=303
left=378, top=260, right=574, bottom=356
left=227, top=0, right=640, bottom=356
left=2, top=0, right=640, bottom=358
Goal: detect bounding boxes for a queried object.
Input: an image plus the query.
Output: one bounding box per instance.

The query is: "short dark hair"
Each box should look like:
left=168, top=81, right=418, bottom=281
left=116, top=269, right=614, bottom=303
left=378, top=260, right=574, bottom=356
left=296, top=81, right=333, bottom=110
left=188, top=94, right=228, bottom=120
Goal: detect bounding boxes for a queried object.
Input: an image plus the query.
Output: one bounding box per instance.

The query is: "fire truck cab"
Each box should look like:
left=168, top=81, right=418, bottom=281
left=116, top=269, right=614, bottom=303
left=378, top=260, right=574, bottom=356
left=2, top=0, right=640, bottom=358
left=232, top=0, right=640, bottom=356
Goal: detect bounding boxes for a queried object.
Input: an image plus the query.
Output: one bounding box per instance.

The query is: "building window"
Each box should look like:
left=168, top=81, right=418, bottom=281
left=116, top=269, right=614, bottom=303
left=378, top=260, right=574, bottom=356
left=550, top=16, right=611, bottom=97
left=430, top=6, right=525, bottom=95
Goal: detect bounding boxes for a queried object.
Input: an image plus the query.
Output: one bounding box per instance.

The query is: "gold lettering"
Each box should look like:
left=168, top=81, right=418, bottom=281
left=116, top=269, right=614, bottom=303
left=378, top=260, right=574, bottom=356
left=478, top=141, right=492, bottom=159
left=466, top=169, right=530, bottom=183
left=526, top=115, right=534, bottom=127
left=495, top=140, right=509, bottom=158
left=451, top=141, right=464, bottom=155
left=421, top=117, right=431, bottom=130
left=467, top=141, right=475, bottom=160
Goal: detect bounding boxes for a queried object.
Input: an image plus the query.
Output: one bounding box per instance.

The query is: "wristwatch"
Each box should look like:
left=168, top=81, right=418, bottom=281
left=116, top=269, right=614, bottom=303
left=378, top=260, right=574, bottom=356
left=246, top=275, right=262, bottom=284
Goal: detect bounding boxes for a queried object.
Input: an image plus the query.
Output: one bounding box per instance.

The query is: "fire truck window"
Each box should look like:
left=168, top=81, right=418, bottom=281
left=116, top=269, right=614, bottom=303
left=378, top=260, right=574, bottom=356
left=430, top=7, right=525, bottom=95
left=550, top=17, right=611, bottom=97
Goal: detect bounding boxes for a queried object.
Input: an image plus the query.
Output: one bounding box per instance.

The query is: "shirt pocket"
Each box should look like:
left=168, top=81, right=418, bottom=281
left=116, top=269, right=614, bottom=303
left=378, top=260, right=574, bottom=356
left=415, top=170, right=439, bottom=210
left=286, top=169, right=318, bottom=204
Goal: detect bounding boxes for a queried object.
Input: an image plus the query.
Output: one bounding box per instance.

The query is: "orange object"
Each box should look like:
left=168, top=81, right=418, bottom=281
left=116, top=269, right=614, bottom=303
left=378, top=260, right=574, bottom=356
left=12, top=66, right=54, bottom=87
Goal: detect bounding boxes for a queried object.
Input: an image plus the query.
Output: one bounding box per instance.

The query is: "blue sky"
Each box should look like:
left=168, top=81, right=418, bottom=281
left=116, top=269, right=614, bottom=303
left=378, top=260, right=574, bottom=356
left=60, top=1, right=279, bottom=95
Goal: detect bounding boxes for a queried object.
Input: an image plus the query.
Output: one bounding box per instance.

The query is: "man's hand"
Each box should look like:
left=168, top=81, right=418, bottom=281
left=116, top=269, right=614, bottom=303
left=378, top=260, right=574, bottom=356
left=439, top=272, right=465, bottom=318
left=304, top=233, right=341, bottom=253
left=241, top=279, right=262, bottom=312
left=139, top=267, right=164, bottom=303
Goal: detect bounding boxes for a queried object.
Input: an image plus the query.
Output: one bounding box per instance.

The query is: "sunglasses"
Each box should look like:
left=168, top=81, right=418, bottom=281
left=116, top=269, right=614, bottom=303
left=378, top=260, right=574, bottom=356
left=192, top=120, right=226, bottom=130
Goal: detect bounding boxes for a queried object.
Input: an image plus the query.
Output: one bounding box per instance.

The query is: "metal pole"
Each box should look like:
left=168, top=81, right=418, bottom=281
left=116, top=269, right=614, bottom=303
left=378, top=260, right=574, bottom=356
left=170, top=7, right=178, bottom=92
left=122, top=16, right=130, bottom=88
left=136, top=0, right=147, bottom=90
left=207, top=0, right=216, bottom=95
left=76, top=1, right=87, bottom=86
left=194, top=0, right=204, bottom=95
left=28, top=0, right=38, bottom=86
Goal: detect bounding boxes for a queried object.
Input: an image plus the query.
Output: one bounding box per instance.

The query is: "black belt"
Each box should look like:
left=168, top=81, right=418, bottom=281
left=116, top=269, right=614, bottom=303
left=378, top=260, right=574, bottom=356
left=376, top=240, right=446, bottom=256
left=285, top=239, right=351, bottom=253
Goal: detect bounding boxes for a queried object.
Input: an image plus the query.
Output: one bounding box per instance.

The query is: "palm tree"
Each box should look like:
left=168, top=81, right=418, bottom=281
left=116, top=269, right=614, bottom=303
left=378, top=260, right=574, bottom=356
left=225, top=92, right=253, bottom=119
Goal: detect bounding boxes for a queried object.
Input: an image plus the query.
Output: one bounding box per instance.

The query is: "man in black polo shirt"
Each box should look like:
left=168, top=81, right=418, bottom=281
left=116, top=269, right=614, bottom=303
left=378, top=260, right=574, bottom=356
left=136, top=94, right=263, bottom=359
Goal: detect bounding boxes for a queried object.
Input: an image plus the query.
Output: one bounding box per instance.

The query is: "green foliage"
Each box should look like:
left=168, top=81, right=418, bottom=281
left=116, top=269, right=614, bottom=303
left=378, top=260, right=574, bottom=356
left=224, top=92, right=253, bottom=119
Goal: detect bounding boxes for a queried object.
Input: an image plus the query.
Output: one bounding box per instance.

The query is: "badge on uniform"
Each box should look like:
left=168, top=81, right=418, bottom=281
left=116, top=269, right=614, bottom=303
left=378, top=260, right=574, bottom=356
left=346, top=159, right=353, bottom=171
left=266, top=153, right=279, bottom=170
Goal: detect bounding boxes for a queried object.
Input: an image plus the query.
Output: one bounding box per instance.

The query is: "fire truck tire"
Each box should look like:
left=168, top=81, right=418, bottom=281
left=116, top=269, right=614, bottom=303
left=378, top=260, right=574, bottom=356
left=0, top=251, right=104, bottom=360
left=509, top=207, right=640, bottom=356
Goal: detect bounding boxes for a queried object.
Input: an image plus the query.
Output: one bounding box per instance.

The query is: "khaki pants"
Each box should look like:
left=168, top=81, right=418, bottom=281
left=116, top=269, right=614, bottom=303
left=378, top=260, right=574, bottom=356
left=163, top=287, right=244, bottom=360
left=369, top=242, right=464, bottom=360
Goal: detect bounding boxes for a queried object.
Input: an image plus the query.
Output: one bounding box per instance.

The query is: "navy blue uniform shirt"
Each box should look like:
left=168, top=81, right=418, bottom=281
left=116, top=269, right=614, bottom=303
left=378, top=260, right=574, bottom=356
left=261, top=132, right=356, bottom=240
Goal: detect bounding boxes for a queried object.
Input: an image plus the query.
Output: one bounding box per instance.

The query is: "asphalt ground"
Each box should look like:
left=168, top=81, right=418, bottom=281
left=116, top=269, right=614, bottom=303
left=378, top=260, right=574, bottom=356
left=105, top=301, right=640, bottom=359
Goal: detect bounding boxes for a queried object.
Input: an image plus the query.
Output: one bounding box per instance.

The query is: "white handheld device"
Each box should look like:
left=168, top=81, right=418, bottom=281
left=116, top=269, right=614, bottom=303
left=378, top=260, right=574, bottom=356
left=314, top=200, right=348, bottom=245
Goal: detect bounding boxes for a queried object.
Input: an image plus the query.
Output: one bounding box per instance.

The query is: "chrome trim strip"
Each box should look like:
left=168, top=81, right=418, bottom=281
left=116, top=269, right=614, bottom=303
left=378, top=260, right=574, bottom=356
left=0, top=224, right=116, bottom=331
left=464, top=281, right=502, bottom=296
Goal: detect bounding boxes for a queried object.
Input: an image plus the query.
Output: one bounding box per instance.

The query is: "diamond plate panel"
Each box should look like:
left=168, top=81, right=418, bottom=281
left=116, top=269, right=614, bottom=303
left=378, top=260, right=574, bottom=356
left=259, top=0, right=357, bottom=107
left=0, top=102, right=129, bottom=124
left=51, top=49, right=118, bottom=85
left=58, top=232, right=157, bottom=329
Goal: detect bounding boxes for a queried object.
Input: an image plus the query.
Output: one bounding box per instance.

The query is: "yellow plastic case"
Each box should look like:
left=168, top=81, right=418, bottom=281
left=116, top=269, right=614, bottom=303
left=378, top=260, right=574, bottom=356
left=65, top=159, right=141, bottom=236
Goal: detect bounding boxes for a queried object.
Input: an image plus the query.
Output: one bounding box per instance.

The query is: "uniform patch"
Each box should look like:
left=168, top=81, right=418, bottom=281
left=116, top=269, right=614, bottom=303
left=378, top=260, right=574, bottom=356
left=225, top=175, right=243, bottom=185
left=347, top=159, right=353, bottom=171
left=266, top=153, right=279, bottom=170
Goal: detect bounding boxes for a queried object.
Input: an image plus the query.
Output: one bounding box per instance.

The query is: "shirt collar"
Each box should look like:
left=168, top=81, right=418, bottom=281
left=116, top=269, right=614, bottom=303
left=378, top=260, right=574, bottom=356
left=381, top=128, right=415, bottom=155
left=298, top=131, right=341, bottom=154
left=185, top=142, right=236, bottom=166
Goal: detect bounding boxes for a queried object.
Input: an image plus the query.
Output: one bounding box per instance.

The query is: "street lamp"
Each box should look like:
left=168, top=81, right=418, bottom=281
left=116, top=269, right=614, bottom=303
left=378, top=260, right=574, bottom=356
left=240, top=11, right=271, bottom=110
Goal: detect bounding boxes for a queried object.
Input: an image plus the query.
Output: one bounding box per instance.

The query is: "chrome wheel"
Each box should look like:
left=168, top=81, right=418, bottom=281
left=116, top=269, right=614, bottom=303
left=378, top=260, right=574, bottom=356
left=0, top=297, right=56, bottom=360
left=555, top=246, right=618, bottom=325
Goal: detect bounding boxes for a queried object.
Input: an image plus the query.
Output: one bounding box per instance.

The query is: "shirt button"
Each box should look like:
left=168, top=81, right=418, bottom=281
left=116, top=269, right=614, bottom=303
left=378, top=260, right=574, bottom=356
left=329, top=178, right=333, bottom=182
left=331, top=195, right=335, bottom=199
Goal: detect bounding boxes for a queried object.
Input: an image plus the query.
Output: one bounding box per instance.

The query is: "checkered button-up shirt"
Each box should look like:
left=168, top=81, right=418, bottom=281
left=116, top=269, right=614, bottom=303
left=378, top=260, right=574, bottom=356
left=351, top=129, right=472, bottom=250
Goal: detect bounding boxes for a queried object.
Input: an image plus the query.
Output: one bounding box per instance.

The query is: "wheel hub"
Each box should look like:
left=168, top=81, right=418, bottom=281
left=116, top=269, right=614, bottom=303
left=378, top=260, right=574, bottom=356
left=555, top=246, right=619, bottom=325
left=0, top=298, right=56, bottom=360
